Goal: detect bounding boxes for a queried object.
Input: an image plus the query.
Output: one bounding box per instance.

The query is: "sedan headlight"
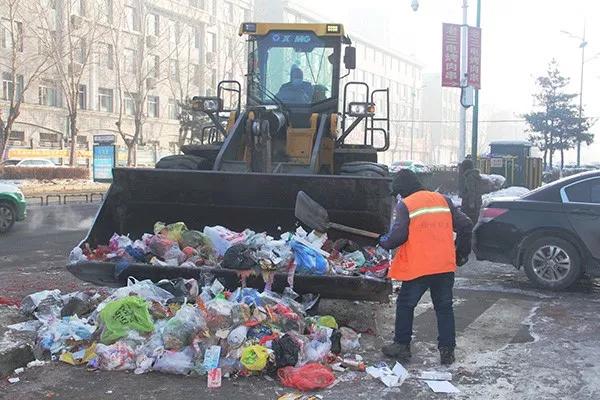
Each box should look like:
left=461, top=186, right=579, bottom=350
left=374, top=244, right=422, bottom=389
left=348, top=102, right=375, bottom=117
left=14, top=191, right=24, bottom=201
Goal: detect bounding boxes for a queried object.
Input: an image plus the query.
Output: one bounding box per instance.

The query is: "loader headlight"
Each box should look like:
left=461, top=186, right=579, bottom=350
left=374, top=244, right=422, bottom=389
left=191, top=96, right=222, bottom=113
left=348, top=102, right=375, bottom=117
left=326, top=24, right=340, bottom=34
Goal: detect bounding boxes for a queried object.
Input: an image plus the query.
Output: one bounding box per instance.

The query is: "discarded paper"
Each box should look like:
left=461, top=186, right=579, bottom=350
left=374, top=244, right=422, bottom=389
left=424, top=380, right=460, bottom=393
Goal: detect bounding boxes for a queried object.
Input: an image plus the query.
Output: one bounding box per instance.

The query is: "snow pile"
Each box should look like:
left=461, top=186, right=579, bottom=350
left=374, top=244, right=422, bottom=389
left=483, top=186, right=529, bottom=206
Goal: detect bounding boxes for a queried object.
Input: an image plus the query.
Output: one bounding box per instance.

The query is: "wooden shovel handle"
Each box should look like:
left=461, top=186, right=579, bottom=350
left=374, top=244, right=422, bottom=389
left=328, top=222, right=381, bottom=239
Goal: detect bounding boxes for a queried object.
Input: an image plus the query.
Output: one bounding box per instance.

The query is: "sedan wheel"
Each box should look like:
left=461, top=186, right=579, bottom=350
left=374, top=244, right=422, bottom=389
left=0, top=203, right=16, bottom=233
left=524, top=237, right=582, bottom=290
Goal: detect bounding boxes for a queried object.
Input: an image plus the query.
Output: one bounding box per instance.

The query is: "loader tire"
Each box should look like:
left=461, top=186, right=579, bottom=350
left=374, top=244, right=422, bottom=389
left=340, top=161, right=389, bottom=178
left=155, top=155, right=212, bottom=170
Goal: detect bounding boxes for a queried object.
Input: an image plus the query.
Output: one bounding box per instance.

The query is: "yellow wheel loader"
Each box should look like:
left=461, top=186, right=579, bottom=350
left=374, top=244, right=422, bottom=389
left=68, top=23, right=394, bottom=302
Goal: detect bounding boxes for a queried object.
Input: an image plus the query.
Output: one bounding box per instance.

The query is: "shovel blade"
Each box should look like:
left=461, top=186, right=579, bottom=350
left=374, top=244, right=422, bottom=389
left=294, top=191, right=330, bottom=232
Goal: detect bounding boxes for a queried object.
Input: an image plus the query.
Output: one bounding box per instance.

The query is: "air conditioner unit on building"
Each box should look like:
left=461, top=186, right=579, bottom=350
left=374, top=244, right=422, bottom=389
left=206, top=52, right=215, bottom=65
left=146, top=35, right=158, bottom=48
left=70, top=14, right=83, bottom=29
left=69, top=62, right=83, bottom=75
left=146, top=77, right=156, bottom=89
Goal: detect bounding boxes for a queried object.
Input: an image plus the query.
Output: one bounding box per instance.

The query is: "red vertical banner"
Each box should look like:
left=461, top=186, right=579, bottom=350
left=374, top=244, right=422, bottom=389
left=441, top=23, right=461, bottom=87
left=467, top=26, right=482, bottom=89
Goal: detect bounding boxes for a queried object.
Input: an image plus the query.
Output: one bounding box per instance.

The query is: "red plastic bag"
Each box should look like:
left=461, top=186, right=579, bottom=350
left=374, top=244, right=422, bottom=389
left=277, top=363, right=336, bottom=391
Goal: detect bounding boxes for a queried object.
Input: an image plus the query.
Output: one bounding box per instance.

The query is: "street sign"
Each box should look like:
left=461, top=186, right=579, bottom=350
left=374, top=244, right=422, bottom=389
left=467, top=27, right=482, bottom=89
left=93, top=134, right=116, bottom=145
left=93, top=145, right=116, bottom=182
left=441, top=23, right=461, bottom=88
left=490, top=158, right=504, bottom=168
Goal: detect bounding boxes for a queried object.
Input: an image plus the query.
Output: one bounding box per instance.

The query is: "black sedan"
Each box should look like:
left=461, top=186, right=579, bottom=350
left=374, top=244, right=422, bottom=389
left=474, top=171, right=600, bottom=290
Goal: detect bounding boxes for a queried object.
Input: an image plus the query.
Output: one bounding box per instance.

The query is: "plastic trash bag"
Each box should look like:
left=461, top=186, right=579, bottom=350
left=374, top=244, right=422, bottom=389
left=68, top=246, right=87, bottom=264
left=109, top=233, right=133, bottom=251
left=37, top=316, right=97, bottom=354
left=227, top=325, right=248, bottom=348
left=222, top=244, right=257, bottom=271
left=302, top=339, right=331, bottom=364
left=240, top=345, right=270, bottom=372
left=111, top=278, right=175, bottom=304
left=163, top=243, right=185, bottom=264
left=340, top=327, right=361, bottom=353
left=162, top=304, right=206, bottom=350
left=21, top=289, right=63, bottom=322
left=153, top=346, right=195, bottom=375
left=272, top=334, right=300, bottom=368
left=134, top=321, right=166, bottom=374
left=203, top=225, right=246, bottom=256
left=345, top=250, right=366, bottom=267
left=99, top=296, right=154, bottom=344
left=154, top=221, right=188, bottom=244
left=330, top=329, right=342, bottom=355
left=278, top=363, right=336, bottom=391
left=290, top=241, right=328, bottom=275
left=317, top=315, right=338, bottom=329
left=180, top=230, right=211, bottom=249
left=147, top=234, right=178, bottom=259
left=92, top=341, right=136, bottom=371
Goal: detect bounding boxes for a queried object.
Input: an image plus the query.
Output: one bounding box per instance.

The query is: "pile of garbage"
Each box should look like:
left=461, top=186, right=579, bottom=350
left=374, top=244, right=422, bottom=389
left=69, top=222, right=390, bottom=285
left=13, top=278, right=369, bottom=391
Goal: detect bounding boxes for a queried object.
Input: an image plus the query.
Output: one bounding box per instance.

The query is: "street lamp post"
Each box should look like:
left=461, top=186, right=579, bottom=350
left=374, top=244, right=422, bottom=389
left=562, top=26, right=587, bottom=167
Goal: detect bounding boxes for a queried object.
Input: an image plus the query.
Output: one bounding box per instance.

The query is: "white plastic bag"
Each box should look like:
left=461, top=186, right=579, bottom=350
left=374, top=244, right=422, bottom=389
left=162, top=304, right=207, bottom=350
left=203, top=226, right=246, bottom=256
left=227, top=326, right=248, bottom=348
left=340, top=327, right=361, bottom=353
left=153, top=346, right=195, bottom=375
left=302, top=339, right=331, bottom=364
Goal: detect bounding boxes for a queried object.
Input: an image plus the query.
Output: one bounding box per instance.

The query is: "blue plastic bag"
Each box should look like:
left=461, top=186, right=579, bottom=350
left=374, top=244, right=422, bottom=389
left=290, top=241, right=328, bottom=275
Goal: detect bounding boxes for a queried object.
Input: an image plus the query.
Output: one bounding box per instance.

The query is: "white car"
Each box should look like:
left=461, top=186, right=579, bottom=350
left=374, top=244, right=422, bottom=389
left=389, top=160, right=430, bottom=174
left=0, top=158, right=56, bottom=167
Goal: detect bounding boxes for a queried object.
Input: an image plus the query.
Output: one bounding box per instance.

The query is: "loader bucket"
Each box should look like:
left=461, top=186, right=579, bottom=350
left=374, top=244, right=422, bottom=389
left=68, top=168, right=393, bottom=302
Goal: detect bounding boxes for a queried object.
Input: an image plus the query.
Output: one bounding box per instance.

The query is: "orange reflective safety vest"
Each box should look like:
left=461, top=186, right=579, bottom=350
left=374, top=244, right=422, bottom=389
left=388, top=191, right=456, bottom=281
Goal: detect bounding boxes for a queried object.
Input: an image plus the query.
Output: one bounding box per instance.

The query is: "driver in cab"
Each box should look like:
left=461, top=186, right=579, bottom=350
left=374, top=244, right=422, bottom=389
left=276, top=65, right=313, bottom=104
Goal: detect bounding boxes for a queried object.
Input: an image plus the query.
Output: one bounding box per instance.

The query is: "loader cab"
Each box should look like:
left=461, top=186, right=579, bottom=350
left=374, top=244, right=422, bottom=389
left=244, top=24, right=348, bottom=117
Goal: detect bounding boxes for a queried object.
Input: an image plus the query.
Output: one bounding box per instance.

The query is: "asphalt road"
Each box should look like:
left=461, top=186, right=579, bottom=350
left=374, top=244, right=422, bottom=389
left=1, top=204, right=600, bottom=399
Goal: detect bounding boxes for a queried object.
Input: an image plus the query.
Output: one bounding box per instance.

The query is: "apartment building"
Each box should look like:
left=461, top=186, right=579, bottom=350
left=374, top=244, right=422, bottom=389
left=0, top=0, right=252, bottom=166
left=254, top=0, right=428, bottom=165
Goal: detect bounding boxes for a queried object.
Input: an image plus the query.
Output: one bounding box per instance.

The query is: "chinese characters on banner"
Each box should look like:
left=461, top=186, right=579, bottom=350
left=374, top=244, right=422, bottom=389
left=442, top=24, right=482, bottom=89
left=467, top=26, right=482, bottom=89
left=441, top=23, right=461, bottom=87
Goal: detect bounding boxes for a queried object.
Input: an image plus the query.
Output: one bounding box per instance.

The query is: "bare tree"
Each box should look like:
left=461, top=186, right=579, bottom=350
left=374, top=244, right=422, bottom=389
left=35, top=0, right=107, bottom=166
left=0, top=0, right=55, bottom=160
left=109, top=0, right=176, bottom=166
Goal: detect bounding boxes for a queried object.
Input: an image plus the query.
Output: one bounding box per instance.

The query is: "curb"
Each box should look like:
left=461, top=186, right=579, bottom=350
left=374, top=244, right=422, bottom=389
left=0, top=307, right=36, bottom=377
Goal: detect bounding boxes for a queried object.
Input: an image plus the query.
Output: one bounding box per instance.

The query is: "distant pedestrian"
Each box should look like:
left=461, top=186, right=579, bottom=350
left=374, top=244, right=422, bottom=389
left=459, top=159, right=483, bottom=224
left=379, top=170, right=472, bottom=365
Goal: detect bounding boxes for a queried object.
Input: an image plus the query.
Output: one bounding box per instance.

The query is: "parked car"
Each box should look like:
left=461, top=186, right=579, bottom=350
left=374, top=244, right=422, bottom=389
left=389, top=160, right=430, bottom=174
left=474, top=171, right=600, bottom=290
left=0, top=158, right=56, bottom=167
left=0, top=182, right=27, bottom=233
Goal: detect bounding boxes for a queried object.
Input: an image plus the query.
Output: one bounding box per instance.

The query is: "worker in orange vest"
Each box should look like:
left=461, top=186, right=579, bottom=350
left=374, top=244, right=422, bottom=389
left=379, top=169, right=473, bottom=365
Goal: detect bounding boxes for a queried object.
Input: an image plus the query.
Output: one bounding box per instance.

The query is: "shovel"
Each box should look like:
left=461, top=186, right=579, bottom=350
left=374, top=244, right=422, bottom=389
left=294, top=191, right=380, bottom=239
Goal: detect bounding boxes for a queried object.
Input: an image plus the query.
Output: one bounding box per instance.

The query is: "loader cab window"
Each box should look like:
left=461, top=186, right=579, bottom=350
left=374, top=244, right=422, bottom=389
left=248, top=31, right=339, bottom=107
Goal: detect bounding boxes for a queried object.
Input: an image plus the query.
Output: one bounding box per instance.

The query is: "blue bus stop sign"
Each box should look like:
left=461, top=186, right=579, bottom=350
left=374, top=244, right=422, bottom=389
left=93, top=145, right=116, bottom=182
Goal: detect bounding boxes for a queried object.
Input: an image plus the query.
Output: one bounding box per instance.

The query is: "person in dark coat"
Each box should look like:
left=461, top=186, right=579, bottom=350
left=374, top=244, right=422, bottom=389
left=458, top=159, right=483, bottom=224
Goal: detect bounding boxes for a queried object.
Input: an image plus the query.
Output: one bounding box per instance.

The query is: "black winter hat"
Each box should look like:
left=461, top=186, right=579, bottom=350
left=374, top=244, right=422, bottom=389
left=391, top=169, right=425, bottom=197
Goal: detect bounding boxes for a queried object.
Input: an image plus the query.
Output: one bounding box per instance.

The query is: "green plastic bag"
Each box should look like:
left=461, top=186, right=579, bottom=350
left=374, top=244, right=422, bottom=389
left=240, top=345, right=269, bottom=371
left=318, top=315, right=338, bottom=329
left=154, top=221, right=188, bottom=244
left=99, top=296, right=154, bottom=344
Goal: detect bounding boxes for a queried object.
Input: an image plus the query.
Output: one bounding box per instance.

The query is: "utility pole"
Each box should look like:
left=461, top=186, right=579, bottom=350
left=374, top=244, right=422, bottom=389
left=470, top=0, right=481, bottom=160
left=410, top=84, right=416, bottom=160
left=577, top=24, right=586, bottom=167
left=458, top=0, right=468, bottom=162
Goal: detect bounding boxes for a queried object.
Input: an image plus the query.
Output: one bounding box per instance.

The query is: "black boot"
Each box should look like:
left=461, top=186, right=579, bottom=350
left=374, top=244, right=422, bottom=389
left=381, top=343, right=411, bottom=363
left=439, top=346, right=455, bottom=365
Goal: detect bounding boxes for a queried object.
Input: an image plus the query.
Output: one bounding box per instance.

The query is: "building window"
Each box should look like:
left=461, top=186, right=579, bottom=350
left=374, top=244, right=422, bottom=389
left=169, top=59, right=179, bottom=81
left=73, top=0, right=86, bottom=16
left=124, top=48, right=136, bottom=74
left=147, top=95, right=159, bottom=118
left=39, top=132, right=60, bottom=148
left=8, top=130, right=25, bottom=146
left=1, top=19, right=23, bottom=52
left=207, top=32, right=216, bottom=53
left=2, top=72, right=23, bottom=101
left=168, top=98, right=179, bottom=120
left=78, top=84, right=87, bottom=109
left=100, top=42, right=114, bottom=69
left=101, top=0, right=113, bottom=24
left=78, top=38, right=87, bottom=64
left=125, top=4, right=140, bottom=31
left=77, top=135, right=88, bottom=149
left=194, top=27, right=202, bottom=49
left=38, top=80, right=60, bottom=107
left=98, top=87, right=113, bottom=112
left=148, top=55, right=160, bottom=78
left=124, top=92, right=136, bottom=116
left=147, top=13, right=159, bottom=36
left=168, top=20, right=179, bottom=47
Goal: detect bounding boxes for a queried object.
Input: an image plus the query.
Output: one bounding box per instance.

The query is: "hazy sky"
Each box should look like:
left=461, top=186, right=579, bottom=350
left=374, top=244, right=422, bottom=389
left=300, top=0, right=600, bottom=163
